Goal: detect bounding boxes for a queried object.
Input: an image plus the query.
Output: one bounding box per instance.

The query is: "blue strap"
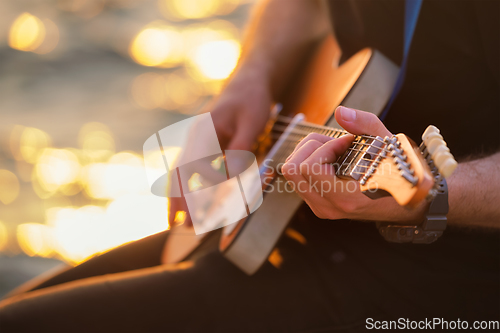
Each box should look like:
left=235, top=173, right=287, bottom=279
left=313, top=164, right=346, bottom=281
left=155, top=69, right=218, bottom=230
left=380, top=0, right=423, bottom=120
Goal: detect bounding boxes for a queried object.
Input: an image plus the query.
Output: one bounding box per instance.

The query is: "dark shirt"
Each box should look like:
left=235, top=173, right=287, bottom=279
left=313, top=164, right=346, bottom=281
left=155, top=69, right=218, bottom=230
left=292, top=0, right=500, bottom=322
left=327, top=0, right=499, bottom=158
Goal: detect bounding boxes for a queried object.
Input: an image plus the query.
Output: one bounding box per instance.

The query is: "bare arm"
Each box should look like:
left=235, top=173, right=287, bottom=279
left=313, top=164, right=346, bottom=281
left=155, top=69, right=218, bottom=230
left=447, top=152, right=500, bottom=228
left=236, top=0, right=330, bottom=100
left=236, top=1, right=500, bottom=230
left=283, top=107, right=500, bottom=230
left=168, top=0, right=330, bottom=227
left=211, top=0, right=331, bottom=151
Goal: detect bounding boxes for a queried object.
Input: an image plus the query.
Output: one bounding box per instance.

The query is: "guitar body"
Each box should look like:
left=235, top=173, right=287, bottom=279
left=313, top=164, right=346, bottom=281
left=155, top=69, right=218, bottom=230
left=162, top=36, right=399, bottom=273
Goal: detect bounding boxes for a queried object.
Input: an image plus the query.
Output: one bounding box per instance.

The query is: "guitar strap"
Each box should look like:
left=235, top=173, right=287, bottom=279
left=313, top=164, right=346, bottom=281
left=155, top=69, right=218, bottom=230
left=380, top=0, right=423, bottom=120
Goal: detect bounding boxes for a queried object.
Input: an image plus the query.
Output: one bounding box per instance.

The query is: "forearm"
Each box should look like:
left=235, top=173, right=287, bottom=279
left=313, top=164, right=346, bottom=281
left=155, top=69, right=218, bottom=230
left=447, top=152, right=500, bottom=228
left=234, top=0, right=330, bottom=99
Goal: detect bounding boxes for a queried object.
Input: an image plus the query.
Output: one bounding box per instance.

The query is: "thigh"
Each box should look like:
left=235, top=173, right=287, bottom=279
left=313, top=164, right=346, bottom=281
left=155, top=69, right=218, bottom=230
left=0, top=232, right=366, bottom=333
left=10, top=230, right=170, bottom=296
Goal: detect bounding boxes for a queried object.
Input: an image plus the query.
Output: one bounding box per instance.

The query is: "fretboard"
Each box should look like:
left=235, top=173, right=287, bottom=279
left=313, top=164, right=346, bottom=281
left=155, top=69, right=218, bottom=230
left=265, top=116, right=384, bottom=181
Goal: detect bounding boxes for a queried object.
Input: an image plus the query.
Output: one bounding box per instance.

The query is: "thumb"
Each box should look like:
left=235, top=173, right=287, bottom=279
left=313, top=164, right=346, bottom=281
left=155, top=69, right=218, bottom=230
left=335, top=106, right=392, bottom=138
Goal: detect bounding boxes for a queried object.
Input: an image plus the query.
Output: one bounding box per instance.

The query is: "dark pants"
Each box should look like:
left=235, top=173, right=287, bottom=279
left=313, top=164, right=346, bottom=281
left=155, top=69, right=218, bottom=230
left=0, top=207, right=499, bottom=332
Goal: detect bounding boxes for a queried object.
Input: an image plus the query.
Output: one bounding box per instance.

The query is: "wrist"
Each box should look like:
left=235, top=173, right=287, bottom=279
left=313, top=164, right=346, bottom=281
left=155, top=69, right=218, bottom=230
left=230, top=50, right=289, bottom=100
left=232, top=51, right=273, bottom=81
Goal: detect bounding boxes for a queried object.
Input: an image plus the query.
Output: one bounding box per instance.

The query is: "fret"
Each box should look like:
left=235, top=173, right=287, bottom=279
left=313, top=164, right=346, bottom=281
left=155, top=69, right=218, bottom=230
left=268, top=118, right=384, bottom=179
left=336, top=136, right=386, bottom=180
left=337, top=136, right=365, bottom=179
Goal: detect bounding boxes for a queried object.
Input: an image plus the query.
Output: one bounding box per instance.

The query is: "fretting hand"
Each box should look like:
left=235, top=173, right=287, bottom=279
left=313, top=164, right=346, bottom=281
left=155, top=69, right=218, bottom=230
left=282, top=106, right=427, bottom=223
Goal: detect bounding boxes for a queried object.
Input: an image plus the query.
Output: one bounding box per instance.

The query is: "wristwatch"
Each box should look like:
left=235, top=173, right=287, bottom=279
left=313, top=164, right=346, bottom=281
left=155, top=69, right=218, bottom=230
left=376, top=177, right=448, bottom=244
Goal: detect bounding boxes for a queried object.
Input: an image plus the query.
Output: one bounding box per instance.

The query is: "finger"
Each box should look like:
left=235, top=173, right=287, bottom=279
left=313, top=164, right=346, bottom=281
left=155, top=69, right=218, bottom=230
left=299, top=134, right=354, bottom=177
left=282, top=139, right=323, bottom=182
left=227, top=118, right=258, bottom=151
left=295, top=182, right=329, bottom=206
left=334, top=106, right=392, bottom=138
left=286, top=133, right=332, bottom=162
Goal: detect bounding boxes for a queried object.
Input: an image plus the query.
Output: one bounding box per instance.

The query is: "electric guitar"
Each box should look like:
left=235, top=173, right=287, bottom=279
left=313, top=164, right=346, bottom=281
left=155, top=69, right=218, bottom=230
left=162, top=36, right=457, bottom=275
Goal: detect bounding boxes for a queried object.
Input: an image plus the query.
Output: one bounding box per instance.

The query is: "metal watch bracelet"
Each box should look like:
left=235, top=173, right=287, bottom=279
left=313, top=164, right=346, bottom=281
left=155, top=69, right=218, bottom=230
left=376, top=178, right=449, bottom=244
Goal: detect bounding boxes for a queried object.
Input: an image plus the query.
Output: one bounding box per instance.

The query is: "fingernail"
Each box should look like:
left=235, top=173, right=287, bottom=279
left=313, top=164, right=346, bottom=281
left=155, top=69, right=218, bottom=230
left=339, top=106, right=356, bottom=122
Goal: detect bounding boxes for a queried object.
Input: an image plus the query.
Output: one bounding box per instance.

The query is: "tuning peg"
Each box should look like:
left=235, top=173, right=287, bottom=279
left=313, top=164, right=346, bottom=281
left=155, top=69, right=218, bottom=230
left=433, top=150, right=453, bottom=166
left=430, top=143, right=450, bottom=162
left=421, top=125, right=457, bottom=178
left=422, top=125, right=440, bottom=141
left=433, top=150, right=457, bottom=178
left=438, top=158, right=458, bottom=178
left=423, top=132, right=443, bottom=145
left=426, top=137, right=447, bottom=156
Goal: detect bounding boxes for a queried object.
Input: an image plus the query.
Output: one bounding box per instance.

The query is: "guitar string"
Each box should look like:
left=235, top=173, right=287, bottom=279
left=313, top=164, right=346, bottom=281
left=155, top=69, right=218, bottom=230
left=261, top=116, right=419, bottom=182
left=267, top=132, right=393, bottom=163
left=262, top=167, right=415, bottom=182
left=266, top=138, right=402, bottom=180
left=272, top=125, right=396, bottom=157
left=265, top=140, right=390, bottom=165
left=270, top=125, right=392, bottom=153
left=270, top=136, right=392, bottom=158
left=266, top=134, right=389, bottom=165
left=270, top=132, right=390, bottom=155
left=270, top=125, right=391, bottom=152
left=264, top=120, right=404, bottom=177
left=274, top=115, right=389, bottom=145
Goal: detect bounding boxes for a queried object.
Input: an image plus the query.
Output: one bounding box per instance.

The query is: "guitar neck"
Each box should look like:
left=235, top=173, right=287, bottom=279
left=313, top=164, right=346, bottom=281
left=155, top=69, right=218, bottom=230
left=267, top=116, right=388, bottom=183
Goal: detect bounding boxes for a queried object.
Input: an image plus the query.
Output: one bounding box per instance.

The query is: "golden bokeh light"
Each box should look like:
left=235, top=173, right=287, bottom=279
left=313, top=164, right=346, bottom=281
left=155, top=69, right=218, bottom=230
left=143, top=150, right=167, bottom=170
left=159, top=0, right=218, bottom=21
left=17, top=223, right=54, bottom=258
left=268, top=248, right=283, bottom=269
left=105, top=194, right=168, bottom=248
left=188, top=172, right=203, bottom=191
left=159, top=0, right=240, bottom=21
left=11, top=126, right=52, bottom=164
left=129, top=23, right=183, bottom=68
left=9, top=125, right=25, bottom=161
left=1, top=0, right=252, bottom=263
left=162, top=147, right=182, bottom=168
left=82, top=152, right=148, bottom=200
left=174, top=211, right=186, bottom=224
left=0, top=221, right=8, bottom=252
left=34, top=148, right=81, bottom=194
left=285, top=228, right=307, bottom=245
left=9, top=13, right=46, bottom=52
left=34, top=19, right=60, bottom=55
left=42, top=195, right=168, bottom=265
left=0, top=170, right=20, bottom=205
left=207, top=20, right=240, bottom=40
left=182, top=22, right=237, bottom=55
left=211, top=156, right=224, bottom=171
left=48, top=206, right=107, bottom=264
left=78, top=122, right=115, bottom=161
left=215, top=0, right=241, bottom=16
left=192, top=39, right=241, bottom=80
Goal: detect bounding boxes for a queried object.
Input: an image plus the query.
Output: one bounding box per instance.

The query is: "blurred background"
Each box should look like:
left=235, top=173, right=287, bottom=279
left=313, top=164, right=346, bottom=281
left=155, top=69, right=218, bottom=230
left=0, top=0, right=254, bottom=297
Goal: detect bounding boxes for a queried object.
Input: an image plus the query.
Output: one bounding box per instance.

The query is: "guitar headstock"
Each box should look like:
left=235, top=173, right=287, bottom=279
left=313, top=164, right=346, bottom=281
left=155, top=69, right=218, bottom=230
left=420, top=125, right=457, bottom=178
left=359, top=126, right=457, bottom=207
left=360, top=134, right=434, bottom=207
